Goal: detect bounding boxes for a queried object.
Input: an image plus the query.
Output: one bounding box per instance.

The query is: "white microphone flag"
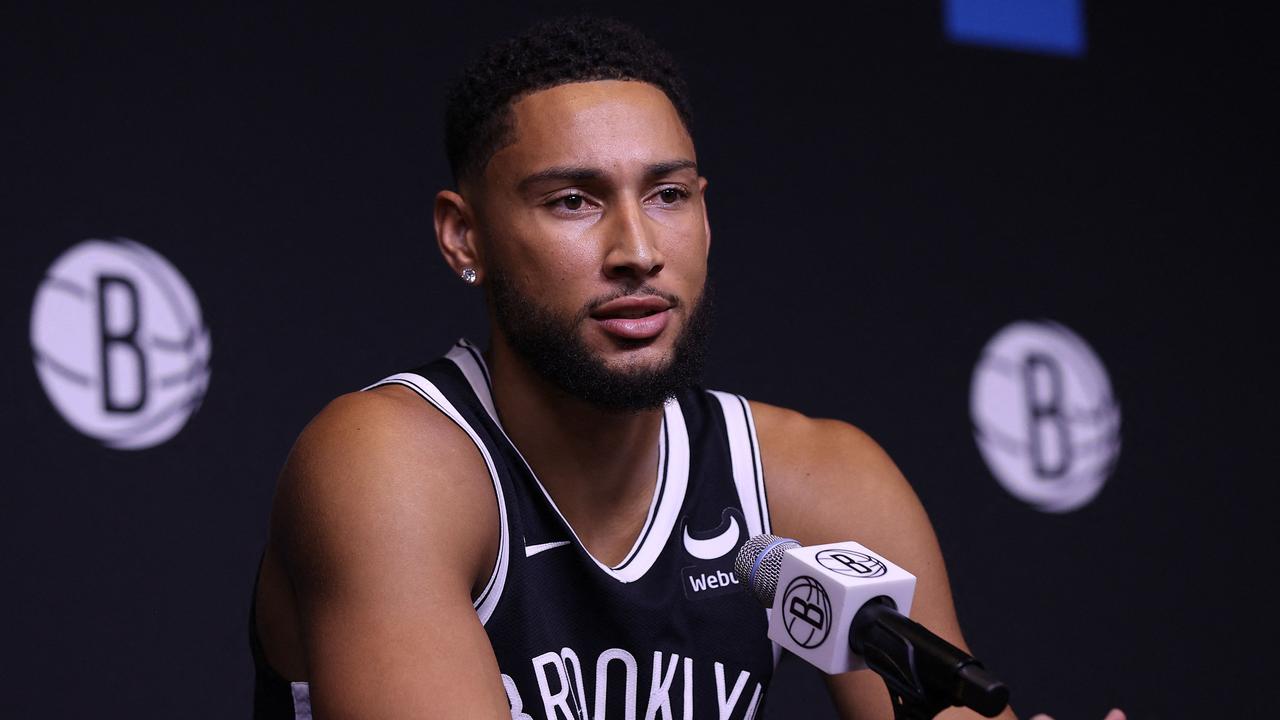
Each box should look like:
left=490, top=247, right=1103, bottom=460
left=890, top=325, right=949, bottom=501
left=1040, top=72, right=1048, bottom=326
left=768, top=541, right=917, bottom=674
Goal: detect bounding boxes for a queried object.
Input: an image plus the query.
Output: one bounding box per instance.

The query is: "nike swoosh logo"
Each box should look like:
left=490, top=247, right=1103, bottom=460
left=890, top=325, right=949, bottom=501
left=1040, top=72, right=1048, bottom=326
left=525, top=540, right=571, bottom=558
left=682, top=516, right=741, bottom=560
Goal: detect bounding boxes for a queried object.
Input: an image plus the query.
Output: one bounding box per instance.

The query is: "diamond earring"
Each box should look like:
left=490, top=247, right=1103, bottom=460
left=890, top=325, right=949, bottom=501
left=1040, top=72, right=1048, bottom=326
left=461, top=267, right=477, bottom=284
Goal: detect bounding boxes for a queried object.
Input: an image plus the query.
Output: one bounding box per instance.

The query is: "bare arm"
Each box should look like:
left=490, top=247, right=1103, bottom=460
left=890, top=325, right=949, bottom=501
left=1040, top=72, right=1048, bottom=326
left=751, top=401, right=1019, bottom=720
left=269, top=386, right=510, bottom=719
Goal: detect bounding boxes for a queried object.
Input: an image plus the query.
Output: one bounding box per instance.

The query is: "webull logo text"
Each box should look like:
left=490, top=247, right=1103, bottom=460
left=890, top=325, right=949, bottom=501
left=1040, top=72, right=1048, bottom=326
left=682, top=565, right=742, bottom=600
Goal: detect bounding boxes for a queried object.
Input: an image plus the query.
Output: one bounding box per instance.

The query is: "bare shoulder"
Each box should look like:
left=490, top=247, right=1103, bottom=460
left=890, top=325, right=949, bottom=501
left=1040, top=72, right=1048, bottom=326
left=259, top=387, right=511, bottom=716
left=271, top=383, right=498, bottom=595
left=749, top=401, right=1002, bottom=719
left=748, top=400, right=923, bottom=552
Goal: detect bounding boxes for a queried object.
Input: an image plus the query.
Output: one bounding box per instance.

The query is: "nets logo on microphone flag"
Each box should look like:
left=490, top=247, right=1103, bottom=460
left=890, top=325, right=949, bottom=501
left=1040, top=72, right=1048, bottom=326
left=781, top=576, right=832, bottom=649
left=970, top=320, right=1120, bottom=513
left=30, top=238, right=211, bottom=450
left=816, top=549, right=887, bottom=579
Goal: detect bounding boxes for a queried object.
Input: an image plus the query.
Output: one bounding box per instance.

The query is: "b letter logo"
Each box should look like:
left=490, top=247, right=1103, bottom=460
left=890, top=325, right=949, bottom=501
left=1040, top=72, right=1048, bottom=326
left=781, top=576, right=832, bottom=649
left=30, top=238, right=211, bottom=450
left=970, top=320, right=1120, bottom=513
left=816, top=549, right=887, bottom=579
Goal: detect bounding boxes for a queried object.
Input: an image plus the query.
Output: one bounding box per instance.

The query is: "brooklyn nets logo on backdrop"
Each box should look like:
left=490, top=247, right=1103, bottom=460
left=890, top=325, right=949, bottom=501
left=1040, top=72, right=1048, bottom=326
left=970, top=320, right=1120, bottom=513
left=30, top=238, right=211, bottom=450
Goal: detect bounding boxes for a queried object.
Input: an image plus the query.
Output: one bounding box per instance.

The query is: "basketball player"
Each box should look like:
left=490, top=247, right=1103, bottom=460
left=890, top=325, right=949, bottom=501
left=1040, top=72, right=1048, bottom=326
left=251, top=17, right=1122, bottom=720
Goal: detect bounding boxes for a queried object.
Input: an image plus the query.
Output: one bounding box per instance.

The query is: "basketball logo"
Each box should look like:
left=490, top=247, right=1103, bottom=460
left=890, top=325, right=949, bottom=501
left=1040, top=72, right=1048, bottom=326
left=781, top=576, right=832, bottom=649
left=970, top=320, right=1120, bottom=513
left=816, top=549, right=886, bottom=579
left=30, top=238, right=211, bottom=450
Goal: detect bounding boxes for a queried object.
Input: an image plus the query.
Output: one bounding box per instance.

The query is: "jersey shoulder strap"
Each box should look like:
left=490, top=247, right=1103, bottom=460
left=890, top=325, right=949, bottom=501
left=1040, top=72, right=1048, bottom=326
left=704, top=389, right=772, bottom=538
left=361, top=345, right=511, bottom=625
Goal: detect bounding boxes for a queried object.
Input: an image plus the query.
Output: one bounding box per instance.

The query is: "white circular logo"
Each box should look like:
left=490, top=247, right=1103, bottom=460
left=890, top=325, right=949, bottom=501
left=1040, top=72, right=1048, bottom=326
left=30, top=238, right=211, bottom=450
left=970, top=320, right=1120, bottom=513
left=816, top=549, right=887, bottom=578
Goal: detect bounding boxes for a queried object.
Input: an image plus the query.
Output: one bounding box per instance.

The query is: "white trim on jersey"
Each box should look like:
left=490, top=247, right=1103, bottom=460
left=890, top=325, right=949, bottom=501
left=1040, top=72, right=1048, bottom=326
left=446, top=341, right=499, bottom=421
left=709, top=390, right=781, bottom=667
left=611, top=398, right=689, bottom=581
left=708, top=391, right=772, bottom=538
left=361, top=371, right=511, bottom=626
left=290, top=682, right=312, bottom=720
left=610, top=409, right=668, bottom=571
left=447, top=340, right=691, bottom=584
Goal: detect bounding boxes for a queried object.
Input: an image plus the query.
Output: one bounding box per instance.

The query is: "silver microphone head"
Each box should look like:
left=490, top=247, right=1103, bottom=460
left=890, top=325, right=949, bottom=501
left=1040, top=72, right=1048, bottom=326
left=733, top=533, right=800, bottom=607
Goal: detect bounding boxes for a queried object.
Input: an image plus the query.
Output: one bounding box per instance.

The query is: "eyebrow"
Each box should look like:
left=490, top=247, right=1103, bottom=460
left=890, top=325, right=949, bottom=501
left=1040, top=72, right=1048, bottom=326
left=644, top=159, right=699, bottom=178
left=516, top=159, right=698, bottom=194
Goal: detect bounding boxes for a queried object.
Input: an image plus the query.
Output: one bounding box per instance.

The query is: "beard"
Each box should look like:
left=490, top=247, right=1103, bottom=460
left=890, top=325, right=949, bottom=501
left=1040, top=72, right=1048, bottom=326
left=487, top=270, right=712, bottom=413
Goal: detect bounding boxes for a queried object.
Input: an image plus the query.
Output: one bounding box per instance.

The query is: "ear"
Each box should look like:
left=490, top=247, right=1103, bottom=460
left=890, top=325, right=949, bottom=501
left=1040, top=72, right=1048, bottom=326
left=434, top=189, right=484, bottom=283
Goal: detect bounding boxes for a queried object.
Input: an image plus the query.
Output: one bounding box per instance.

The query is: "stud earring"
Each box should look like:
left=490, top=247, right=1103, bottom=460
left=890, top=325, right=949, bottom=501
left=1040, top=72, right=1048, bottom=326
left=461, top=267, right=478, bottom=284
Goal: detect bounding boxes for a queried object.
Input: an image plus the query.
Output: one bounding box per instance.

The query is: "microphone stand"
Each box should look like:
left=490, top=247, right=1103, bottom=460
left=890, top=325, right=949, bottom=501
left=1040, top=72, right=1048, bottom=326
left=850, top=598, right=1010, bottom=720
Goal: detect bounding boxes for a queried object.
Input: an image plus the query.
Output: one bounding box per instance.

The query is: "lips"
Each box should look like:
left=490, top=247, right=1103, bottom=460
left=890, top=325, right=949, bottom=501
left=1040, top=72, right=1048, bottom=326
left=590, top=295, right=674, bottom=341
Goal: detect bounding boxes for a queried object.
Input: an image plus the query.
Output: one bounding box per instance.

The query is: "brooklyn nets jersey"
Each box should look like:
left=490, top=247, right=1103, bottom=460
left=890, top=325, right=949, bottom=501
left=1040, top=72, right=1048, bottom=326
left=252, top=339, right=777, bottom=719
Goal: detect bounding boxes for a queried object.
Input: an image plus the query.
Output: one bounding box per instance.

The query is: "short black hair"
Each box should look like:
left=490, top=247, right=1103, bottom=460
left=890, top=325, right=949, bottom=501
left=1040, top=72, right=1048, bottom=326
left=444, top=16, right=693, bottom=188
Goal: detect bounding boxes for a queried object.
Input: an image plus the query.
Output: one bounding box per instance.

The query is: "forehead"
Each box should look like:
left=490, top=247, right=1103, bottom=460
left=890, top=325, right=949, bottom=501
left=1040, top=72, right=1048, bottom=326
left=487, top=80, right=695, bottom=183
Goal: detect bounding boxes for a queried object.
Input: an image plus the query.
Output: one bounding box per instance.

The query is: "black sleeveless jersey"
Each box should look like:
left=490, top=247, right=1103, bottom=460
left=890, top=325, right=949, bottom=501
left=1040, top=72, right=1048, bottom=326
left=251, top=340, right=777, bottom=719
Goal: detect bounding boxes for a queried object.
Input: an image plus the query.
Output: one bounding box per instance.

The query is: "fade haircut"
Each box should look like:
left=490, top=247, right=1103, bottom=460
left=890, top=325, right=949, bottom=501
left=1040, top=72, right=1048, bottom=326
left=444, top=16, right=694, bottom=188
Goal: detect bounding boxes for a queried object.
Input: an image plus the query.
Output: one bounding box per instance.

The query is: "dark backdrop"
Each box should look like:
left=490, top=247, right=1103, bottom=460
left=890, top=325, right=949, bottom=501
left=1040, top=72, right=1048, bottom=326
left=2, top=3, right=1273, bottom=718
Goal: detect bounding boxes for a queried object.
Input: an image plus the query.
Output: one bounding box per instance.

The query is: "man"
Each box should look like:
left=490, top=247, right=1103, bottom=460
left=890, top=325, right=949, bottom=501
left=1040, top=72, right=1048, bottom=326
left=251, top=17, right=1120, bottom=720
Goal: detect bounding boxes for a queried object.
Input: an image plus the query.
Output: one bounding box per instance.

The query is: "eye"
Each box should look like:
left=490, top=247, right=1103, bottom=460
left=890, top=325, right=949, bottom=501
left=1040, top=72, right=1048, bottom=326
left=655, top=187, right=689, bottom=205
left=546, top=193, right=592, bottom=214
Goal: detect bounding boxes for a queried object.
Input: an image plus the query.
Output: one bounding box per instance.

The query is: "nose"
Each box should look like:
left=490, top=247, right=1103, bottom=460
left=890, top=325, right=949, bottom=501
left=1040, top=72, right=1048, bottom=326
left=603, top=200, right=664, bottom=281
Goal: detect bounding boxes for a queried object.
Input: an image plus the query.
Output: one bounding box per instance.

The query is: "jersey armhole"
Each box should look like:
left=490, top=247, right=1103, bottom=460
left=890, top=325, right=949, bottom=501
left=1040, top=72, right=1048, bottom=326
left=363, top=373, right=510, bottom=625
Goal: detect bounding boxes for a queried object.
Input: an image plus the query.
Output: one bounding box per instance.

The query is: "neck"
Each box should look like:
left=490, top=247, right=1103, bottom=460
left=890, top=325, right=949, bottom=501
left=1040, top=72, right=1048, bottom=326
left=484, top=335, right=665, bottom=561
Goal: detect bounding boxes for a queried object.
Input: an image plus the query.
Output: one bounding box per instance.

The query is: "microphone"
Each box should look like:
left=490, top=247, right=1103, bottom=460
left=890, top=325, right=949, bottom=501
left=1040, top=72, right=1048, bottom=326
left=734, top=534, right=1009, bottom=719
